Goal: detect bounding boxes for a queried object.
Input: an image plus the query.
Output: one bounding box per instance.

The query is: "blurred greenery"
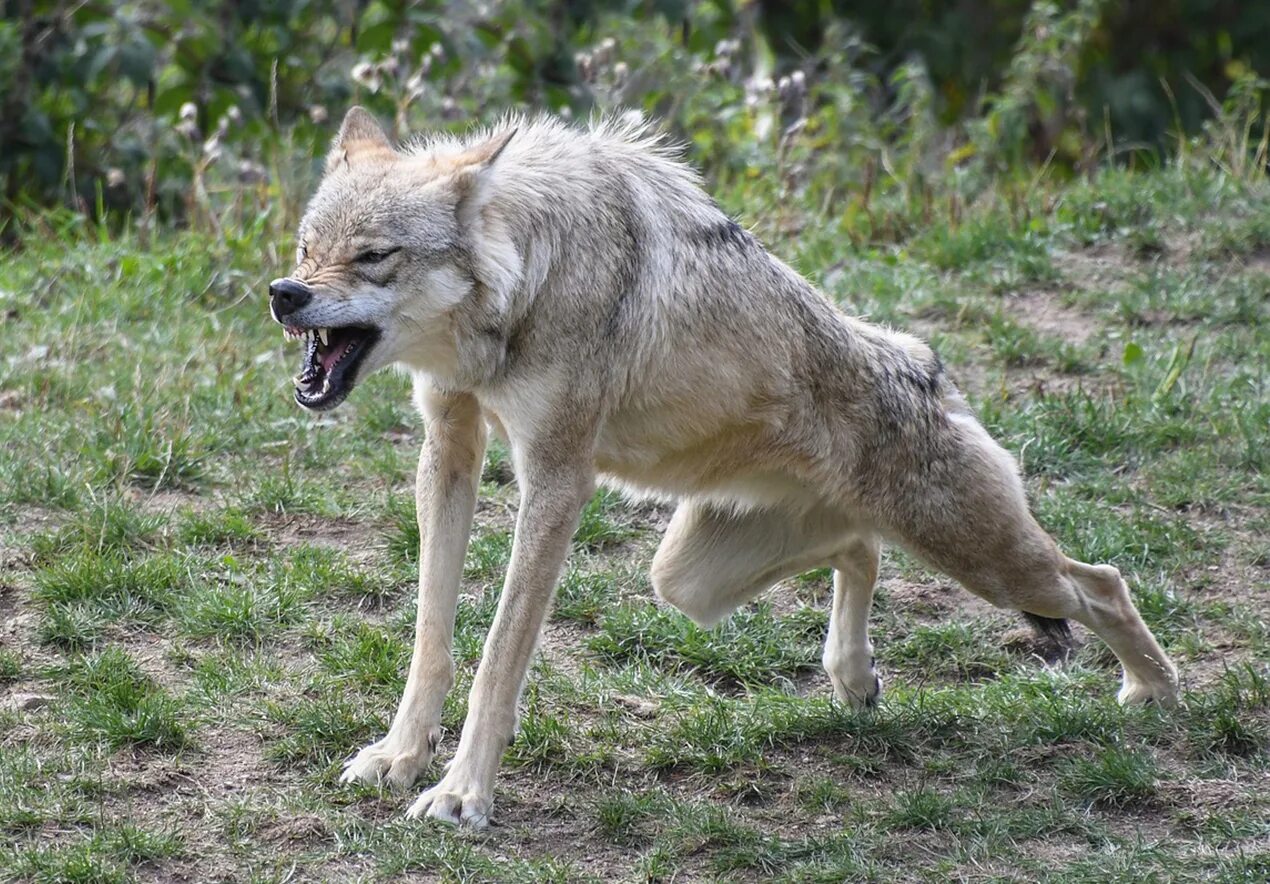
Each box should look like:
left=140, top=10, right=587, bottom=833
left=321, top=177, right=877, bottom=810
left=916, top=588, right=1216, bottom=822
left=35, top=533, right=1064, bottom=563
left=760, top=0, right=1270, bottom=141
left=0, top=0, right=1266, bottom=232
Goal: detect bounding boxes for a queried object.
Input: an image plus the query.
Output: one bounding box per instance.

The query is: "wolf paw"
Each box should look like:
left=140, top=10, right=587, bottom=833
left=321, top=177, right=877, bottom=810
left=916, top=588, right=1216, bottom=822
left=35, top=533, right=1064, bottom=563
left=1117, top=676, right=1179, bottom=708
left=339, top=727, right=441, bottom=791
left=826, top=654, right=882, bottom=709
left=406, top=771, right=492, bottom=828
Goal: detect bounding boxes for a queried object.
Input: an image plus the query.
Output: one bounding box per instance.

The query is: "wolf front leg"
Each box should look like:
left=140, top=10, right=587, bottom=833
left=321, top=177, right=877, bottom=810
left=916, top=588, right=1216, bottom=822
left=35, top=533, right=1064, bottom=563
left=823, top=536, right=883, bottom=708
left=341, top=390, right=486, bottom=790
left=407, top=455, right=593, bottom=827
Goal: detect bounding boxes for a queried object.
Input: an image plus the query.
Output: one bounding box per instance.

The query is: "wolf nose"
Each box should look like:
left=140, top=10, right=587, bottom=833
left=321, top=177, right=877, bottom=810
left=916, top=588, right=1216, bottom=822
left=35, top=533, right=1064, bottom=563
left=269, top=277, right=312, bottom=318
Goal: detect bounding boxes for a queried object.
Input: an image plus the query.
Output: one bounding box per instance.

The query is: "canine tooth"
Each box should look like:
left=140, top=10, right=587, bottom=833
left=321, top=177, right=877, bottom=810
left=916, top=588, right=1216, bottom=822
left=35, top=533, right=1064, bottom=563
left=318, top=328, right=329, bottom=347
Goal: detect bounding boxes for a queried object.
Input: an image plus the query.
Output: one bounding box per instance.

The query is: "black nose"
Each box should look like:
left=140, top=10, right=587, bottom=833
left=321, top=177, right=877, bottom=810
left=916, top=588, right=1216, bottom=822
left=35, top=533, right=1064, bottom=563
left=269, top=277, right=312, bottom=318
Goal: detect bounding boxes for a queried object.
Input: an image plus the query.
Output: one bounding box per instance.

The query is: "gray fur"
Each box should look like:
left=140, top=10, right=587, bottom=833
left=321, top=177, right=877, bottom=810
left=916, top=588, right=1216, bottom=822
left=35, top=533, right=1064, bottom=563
left=272, top=108, right=1180, bottom=828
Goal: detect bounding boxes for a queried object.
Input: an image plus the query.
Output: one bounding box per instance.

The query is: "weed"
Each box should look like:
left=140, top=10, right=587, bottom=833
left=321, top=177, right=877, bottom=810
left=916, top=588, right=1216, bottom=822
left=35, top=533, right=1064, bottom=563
left=574, top=489, right=636, bottom=551
left=590, top=601, right=825, bottom=685
left=886, top=786, right=955, bottom=830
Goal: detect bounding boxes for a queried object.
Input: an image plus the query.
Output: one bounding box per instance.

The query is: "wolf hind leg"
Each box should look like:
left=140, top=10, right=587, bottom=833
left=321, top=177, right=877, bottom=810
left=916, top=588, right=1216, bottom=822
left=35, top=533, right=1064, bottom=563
left=651, top=500, right=852, bottom=628
left=964, top=548, right=1180, bottom=705
left=1051, top=558, right=1179, bottom=705
left=893, top=417, right=1180, bottom=706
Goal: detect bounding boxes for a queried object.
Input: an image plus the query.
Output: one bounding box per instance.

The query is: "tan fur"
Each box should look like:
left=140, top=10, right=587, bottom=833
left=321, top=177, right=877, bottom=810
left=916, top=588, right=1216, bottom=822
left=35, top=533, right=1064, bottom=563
left=274, top=107, right=1180, bottom=828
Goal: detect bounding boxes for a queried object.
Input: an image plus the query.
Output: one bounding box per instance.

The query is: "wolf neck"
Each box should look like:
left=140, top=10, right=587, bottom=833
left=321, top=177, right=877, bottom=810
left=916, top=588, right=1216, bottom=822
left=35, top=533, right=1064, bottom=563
left=402, top=117, right=864, bottom=400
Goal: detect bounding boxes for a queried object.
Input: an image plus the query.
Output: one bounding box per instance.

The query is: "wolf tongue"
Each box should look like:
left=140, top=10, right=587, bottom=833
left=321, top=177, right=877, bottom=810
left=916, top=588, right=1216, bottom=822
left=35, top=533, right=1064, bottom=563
left=319, top=329, right=352, bottom=373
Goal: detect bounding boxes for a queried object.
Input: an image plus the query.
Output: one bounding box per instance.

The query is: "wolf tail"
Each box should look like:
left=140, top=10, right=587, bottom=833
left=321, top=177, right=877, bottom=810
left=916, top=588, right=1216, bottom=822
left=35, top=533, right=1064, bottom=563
left=1021, top=612, right=1073, bottom=647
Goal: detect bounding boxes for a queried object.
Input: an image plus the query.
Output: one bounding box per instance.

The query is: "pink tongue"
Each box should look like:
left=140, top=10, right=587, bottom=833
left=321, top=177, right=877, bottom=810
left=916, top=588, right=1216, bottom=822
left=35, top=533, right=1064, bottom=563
left=320, top=340, right=344, bottom=373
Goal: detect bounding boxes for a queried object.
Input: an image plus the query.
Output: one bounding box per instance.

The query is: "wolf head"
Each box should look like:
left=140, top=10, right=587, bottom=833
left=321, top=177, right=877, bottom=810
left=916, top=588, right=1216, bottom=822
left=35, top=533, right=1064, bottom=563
left=270, top=107, right=515, bottom=411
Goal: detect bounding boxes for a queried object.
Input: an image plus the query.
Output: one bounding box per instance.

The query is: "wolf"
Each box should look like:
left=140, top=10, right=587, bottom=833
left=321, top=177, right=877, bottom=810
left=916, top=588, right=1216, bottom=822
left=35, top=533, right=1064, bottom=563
left=268, top=106, right=1179, bottom=827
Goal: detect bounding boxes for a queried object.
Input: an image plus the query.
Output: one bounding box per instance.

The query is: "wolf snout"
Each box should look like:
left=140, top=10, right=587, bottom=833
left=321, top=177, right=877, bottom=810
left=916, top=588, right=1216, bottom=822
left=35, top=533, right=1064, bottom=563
left=269, top=277, right=312, bottom=320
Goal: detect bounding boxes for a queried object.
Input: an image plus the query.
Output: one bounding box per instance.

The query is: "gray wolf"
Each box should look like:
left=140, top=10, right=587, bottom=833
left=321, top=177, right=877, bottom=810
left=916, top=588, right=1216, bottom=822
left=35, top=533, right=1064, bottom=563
left=268, top=107, right=1180, bottom=827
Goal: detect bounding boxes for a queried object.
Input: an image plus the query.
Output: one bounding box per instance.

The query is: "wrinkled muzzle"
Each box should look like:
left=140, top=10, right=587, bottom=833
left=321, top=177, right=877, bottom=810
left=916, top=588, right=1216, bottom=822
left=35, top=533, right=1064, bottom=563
left=269, top=277, right=380, bottom=412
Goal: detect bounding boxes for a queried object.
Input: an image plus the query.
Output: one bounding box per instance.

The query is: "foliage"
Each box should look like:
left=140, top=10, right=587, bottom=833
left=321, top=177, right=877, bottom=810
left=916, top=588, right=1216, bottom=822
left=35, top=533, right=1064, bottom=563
left=1, top=0, right=1267, bottom=232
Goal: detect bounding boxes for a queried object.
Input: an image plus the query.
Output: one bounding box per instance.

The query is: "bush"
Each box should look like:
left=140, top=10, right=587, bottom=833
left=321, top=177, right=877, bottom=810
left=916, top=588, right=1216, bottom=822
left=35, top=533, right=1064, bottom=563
left=1, top=0, right=1265, bottom=230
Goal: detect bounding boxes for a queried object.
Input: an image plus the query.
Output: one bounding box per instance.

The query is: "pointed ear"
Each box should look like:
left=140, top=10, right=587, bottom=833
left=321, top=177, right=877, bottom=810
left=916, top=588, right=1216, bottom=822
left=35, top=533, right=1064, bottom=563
left=456, top=128, right=516, bottom=171
left=450, top=129, right=516, bottom=219
left=326, top=106, right=393, bottom=171
left=337, top=106, right=390, bottom=149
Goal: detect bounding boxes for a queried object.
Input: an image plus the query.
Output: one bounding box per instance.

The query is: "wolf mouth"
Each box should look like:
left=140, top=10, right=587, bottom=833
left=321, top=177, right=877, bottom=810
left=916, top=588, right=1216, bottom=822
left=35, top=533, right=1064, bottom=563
left=284, top=325, right=379, bottom=411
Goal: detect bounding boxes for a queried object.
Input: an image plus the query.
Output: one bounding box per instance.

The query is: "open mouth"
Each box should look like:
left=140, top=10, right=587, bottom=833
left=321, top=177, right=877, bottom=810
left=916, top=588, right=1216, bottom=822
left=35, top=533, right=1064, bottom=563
left=284, top=325, right=379, bottom=411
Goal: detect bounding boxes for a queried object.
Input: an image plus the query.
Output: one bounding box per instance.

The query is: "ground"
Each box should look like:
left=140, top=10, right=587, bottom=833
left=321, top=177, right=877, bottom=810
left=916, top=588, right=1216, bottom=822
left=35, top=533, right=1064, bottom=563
left=0, top=164, right=1267, bottom=882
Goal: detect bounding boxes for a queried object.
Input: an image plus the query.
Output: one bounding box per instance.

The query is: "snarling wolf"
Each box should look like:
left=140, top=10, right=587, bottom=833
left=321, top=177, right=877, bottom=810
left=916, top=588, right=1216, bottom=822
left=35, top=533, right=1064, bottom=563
left=269, top=107, right=1179, bottom=827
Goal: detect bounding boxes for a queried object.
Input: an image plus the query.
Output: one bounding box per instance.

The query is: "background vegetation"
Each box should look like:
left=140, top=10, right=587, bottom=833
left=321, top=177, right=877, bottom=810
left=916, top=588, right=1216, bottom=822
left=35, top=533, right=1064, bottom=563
left=2, top=0, right=1268, bottom=231
left=0, top=1, right=1267, bottom=881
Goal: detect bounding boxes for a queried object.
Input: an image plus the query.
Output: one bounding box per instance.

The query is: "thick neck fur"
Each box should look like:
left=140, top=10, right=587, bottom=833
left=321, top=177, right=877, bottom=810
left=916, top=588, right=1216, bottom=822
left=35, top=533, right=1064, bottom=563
left=409, top=116, right=782, bottom=393
left=355, top=114, right=942, bottom=438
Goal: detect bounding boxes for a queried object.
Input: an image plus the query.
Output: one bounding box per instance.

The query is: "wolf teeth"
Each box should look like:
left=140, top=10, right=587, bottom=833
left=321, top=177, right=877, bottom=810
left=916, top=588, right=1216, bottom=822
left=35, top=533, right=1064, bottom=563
left=318, top=328, right=329, bottom=347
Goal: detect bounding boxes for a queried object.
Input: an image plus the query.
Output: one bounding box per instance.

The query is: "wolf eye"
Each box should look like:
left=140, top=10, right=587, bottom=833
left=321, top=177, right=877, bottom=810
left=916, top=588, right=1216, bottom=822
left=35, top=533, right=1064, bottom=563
left=355, top=247, right=400, bottom=264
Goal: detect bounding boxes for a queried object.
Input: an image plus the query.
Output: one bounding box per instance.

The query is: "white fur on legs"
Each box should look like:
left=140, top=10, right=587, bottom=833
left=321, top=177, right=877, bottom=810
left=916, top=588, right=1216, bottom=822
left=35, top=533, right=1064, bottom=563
left=823, top=536, right=883, bottom=708
left=341, top=390, right=485, bottom=791
left=341, top=721, right=443, bottom=791
left=1057, top=562, right=1179, bottom=706
left=406, top=454, right=593, bottom=827
left=407, top=767, right=493, bottom=828
left=1117, top=676, right=1173, bottom=706
left=651, top=501, right=853, bottom=627
left=1004, top=563, right=1178, bottom=708
left=964, top=548, right=1182, bottom=708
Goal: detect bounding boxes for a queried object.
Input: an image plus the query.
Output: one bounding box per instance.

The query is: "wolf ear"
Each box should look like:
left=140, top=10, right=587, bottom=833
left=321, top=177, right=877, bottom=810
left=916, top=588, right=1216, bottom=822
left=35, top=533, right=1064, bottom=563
left=450, top=129, right=516, bottom=220
left=326, top=106, right=393, bottom=171
left=457, top=129, right=517, bottom=172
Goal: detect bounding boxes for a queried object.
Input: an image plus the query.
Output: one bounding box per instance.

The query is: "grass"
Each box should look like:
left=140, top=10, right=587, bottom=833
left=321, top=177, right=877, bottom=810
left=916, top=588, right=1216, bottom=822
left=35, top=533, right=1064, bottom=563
left=589, top=600, right=826, bottom=685
left=0, top=157, right=1267, bottom=880
left=53, top=647, right=190, bottom=751
left=1059, top=746, right=1160, bottom=807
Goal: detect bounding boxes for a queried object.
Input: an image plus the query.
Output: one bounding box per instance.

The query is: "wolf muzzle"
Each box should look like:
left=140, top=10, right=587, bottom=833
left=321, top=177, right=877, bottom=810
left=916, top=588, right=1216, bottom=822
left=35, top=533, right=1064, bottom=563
left=269, top=277, right=312, bottom=320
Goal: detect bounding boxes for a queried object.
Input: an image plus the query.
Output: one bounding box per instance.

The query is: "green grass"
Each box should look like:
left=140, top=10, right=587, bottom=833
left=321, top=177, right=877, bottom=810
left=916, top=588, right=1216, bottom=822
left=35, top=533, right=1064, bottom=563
left=0, top=822, right=185, bottom=884
left=1059, top=745, right=1160, bottom=807
left=0, top=650, right=22, bottom=683
left=589, top=600, right=826, bottom=685
left=574, top=489, right=637, bottom=551
left=30, top=501, right=168, bottom=560
left=176, top=506, right=262, bottom=548
left=53, top=647, right=190, bottom=751
left=33, top=550, right=186, bottom=621
left=313, top=618, right=410, bottom=694
left=179, top=577, right=311, bottom=644
left=0, top=158, right=1266, bottom=880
